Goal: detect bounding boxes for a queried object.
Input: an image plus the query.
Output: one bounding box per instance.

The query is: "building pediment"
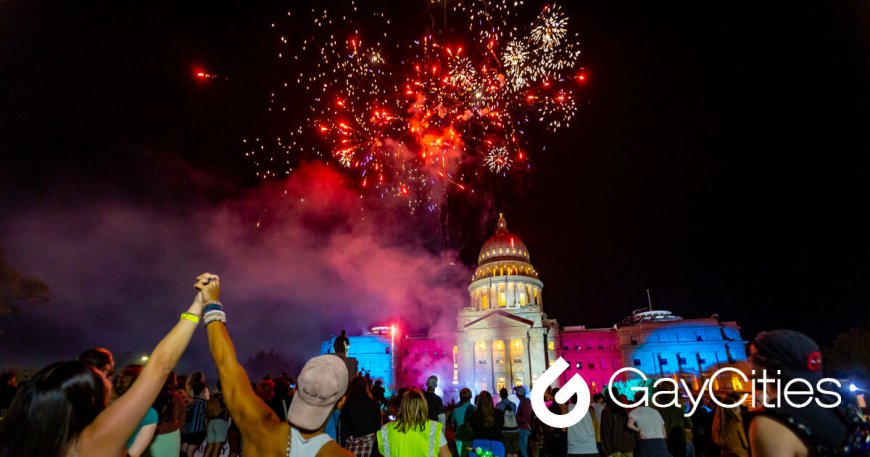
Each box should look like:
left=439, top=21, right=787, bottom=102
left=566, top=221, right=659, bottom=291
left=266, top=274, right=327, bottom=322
left=463, top=310, right=535, bottom=330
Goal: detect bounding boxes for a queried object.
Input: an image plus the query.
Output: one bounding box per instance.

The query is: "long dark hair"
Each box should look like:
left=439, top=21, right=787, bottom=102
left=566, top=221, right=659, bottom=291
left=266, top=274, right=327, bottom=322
left=474, top=390, right=496, bottom=427
left=0, top=361, right=108, bottom=457
left=348, top=376, right=375, bottom=402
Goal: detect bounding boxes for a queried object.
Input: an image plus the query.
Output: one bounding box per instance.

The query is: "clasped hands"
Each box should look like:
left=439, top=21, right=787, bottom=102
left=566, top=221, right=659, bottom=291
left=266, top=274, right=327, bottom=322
left=190, top=272, right=220, bottom=316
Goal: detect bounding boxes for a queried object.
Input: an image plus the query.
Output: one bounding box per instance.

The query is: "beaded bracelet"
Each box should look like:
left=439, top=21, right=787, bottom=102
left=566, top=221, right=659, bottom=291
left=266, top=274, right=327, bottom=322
left=203, top=309, right=225, bottom=319
left=203, top=302, right=223, bottom=313
left=180, top=312, right=200, bottom=324
left=203, top=310, right=227, bottom=326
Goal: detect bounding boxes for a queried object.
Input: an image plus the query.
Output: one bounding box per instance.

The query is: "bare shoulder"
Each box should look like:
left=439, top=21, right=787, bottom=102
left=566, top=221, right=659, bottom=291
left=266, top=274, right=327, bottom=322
left=317, top=440, right=354, bottom=457
left=749, top=415, right=807, bottom=457
left=240, top=421, right=289, bottom=456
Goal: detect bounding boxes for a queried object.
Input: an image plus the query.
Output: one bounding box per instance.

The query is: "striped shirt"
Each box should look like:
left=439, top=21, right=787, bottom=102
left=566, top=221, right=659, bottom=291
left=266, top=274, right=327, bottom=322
left=182, top=396, right=207, bottom=434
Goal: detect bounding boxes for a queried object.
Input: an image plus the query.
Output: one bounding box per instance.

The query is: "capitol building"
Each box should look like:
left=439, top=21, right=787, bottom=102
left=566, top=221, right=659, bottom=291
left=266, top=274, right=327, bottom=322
left=324, top=214, right=748, bottom=397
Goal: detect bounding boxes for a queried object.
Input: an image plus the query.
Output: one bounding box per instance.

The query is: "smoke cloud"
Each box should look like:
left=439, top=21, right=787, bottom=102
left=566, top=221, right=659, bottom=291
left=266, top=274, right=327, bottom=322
left=0, top=162, right=471, bottom=375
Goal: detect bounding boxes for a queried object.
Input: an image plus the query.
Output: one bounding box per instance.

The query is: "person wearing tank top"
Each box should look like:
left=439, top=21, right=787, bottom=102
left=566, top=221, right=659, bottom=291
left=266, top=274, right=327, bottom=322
left=203, top=278, right=352, bottom=456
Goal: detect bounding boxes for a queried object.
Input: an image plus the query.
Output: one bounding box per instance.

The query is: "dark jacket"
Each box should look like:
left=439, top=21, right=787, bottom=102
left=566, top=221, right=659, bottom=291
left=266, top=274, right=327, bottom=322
left=341, top=396, right=383, bottom=439
left=600, top=404, right=637, bottom=455
left=267, top=393, right=292, bottom=422
left=516, top=397, right=533, bottom=430
left=424, top=391, right=445, bottom=421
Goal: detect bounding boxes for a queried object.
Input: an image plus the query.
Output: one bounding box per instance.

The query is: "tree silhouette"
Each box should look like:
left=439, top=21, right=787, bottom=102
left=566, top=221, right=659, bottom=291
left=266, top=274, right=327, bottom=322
left=825, top=328, right=870, bottom=380
left=244, top=349, right=300, bottom=381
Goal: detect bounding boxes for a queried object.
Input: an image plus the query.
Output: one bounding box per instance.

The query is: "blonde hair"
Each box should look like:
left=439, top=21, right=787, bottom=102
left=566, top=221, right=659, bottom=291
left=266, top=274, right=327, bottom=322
left=205, top=398, right=225, bottom=419
left=395, top=389, right=429, bottom=433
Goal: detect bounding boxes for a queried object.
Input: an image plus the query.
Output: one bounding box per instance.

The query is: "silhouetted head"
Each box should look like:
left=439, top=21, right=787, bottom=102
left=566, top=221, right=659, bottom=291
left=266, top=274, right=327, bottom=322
left=274, top=377, right=291, bottom=398
left=0, top=361, right=109, bottom=457
left=112, top=364, right=143, bottom=399
left=426, top=375, right=438, bottom=392
left=499, top=387, right=509, bottom=400
left=78, top=347, right=115, bottom=380
left=187, top=371, right=206, bottom=391
left=349, top=376, right=373, bottom=400
left=459, top=387, right=473, bottom=404
left=192, top=382, right=207, bottom=397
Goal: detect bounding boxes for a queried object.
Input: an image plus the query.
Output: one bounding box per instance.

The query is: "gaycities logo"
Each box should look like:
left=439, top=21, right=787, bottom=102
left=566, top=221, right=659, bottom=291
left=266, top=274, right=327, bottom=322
left=531, top=357, right=844, bottom=428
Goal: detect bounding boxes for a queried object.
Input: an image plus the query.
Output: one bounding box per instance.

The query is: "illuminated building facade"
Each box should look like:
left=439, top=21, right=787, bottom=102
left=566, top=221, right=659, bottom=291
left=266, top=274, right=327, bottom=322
left=325, top=214, right=747, bottom=396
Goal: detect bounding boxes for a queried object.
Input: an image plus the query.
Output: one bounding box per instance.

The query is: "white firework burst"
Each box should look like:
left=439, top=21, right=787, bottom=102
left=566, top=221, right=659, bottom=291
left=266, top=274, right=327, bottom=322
left=485, top=146, right=513, bottom=173
left=531, top=5, right=568, bottom=49
left=502, top=40, right=530, bottom=91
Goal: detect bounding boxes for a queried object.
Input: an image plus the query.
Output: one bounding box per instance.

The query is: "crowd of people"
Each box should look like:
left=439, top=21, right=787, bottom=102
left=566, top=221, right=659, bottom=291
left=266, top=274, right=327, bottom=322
left=0, top=274, right=866, bottom=457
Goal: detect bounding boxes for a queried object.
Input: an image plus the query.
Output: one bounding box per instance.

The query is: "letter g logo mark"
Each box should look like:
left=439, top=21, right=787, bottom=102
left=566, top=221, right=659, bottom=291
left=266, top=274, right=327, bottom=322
left=531, top=357, right=591, bottom=428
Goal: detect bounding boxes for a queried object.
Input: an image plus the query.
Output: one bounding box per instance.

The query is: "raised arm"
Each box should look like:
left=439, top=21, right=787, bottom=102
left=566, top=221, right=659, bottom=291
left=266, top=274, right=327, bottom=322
left=82, top=274, right=209, bottom=456
left=203, top=280, right=281, bottom=442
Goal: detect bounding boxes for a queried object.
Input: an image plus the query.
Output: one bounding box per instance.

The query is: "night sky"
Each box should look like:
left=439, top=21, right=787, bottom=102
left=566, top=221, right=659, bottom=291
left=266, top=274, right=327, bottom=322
left=1, top=0, right=868, bottom=371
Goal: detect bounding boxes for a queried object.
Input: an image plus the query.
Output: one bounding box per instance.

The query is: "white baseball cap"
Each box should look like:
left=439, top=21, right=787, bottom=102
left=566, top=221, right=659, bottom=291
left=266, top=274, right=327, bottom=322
left=286, top=355, right=348, bottom=430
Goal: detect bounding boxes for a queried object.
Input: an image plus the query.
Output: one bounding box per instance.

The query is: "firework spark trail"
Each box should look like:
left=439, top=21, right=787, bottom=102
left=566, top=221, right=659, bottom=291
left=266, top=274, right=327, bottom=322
left=247, top=0, right=586, bottom=209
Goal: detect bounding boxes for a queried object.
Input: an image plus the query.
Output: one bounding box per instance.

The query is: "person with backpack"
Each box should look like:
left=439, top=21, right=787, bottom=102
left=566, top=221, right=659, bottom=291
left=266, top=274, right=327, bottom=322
left=747, top=330, right=866, bottom=457
left=497, top=388, right=521, bottom=457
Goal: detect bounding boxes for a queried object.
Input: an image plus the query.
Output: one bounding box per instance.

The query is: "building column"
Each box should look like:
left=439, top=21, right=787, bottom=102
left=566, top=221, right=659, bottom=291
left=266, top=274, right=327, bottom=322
left=490, top=283, right=498, bottom=310
left=460, top=339, right=475, bottom=391
left=529, top=329, right=548, bottom=387
left=491, top=341, right=500, bottom=389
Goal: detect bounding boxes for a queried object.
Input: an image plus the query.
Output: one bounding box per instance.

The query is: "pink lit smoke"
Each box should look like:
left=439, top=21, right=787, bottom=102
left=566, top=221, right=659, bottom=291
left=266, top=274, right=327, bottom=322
left=0, top=162, right=471, bottom=373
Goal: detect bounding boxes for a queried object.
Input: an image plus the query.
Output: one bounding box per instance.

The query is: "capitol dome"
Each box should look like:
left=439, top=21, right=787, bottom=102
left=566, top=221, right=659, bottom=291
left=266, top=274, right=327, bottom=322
left=468, top=214, right=543, bottom=311
left=473, top=214, right=538, bottom=281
